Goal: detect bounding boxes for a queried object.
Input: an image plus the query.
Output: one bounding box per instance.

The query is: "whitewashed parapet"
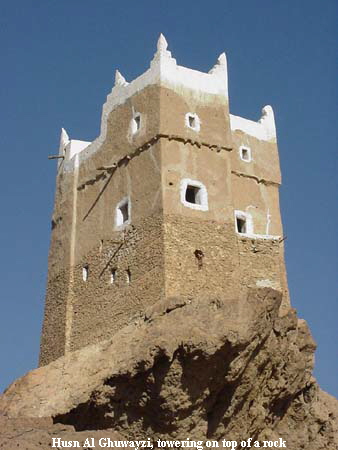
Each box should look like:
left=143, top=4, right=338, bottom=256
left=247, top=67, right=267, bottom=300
left=230, top=105, right=276, bottom=142
left=57, top=128, right=91, bottom=166
left=61, top=33, right=229, bottom=172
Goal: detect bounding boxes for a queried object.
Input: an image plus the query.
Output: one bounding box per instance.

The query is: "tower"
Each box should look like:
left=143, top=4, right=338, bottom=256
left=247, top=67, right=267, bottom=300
left=40, top=35, right=289, bottom=366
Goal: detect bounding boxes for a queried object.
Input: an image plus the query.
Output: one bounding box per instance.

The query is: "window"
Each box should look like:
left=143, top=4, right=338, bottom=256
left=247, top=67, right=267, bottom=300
left=82, top=265, right=89, bottom=282
left=236, top=216, right=247, bottom=234
left=126, top=269, right=131, bottom=284
left=131, top=113, right=141, bottom=135
left=115, top=197, right=130, bottom=228
left=239, top=146, right=252, bottom=162
left=180, top=179, right=208, bottom=211
left=110, top=268, right=117, bottom=284
left=234, top=210, right=253, bottom=235
left=185, top=185, right=201, bottom=204
left=185, top=113, right=200, bottom=132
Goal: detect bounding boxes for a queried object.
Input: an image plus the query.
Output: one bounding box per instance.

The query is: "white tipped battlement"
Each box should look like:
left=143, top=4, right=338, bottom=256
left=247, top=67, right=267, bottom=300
left=61, top=34, right=229, bottom=172
left=58, top=128, right=69, bottom=154
left=114, top=70, right=128, bottom=87
left=58, top=128, right=91, bottom=165
left=103, top=33, right=228, bottom=132
left=208, top=52, right=227, bottom=75
left=230, top=105, right=276, bottom=142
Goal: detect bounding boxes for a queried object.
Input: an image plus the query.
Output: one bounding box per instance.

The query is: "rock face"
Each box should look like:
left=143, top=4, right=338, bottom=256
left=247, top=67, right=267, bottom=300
left=1, top=288, right=337, bottom=449
left=0, top=418, right=126, bottom=450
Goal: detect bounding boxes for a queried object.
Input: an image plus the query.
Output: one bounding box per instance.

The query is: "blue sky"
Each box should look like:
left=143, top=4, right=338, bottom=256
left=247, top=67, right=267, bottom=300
left=0, top=1, right=337, bottom=397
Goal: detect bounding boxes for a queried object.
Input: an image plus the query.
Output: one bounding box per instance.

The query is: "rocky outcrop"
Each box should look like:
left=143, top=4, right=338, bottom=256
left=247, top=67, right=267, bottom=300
left=0, top=418, right=127, bottom=450
left=1, top=288, right=337, bottom=449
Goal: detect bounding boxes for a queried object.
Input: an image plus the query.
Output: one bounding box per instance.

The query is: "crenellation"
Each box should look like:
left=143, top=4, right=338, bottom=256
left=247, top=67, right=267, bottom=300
left=40, top=35, right=290, bottom=366
left=230, top=105, right=276, bottom=142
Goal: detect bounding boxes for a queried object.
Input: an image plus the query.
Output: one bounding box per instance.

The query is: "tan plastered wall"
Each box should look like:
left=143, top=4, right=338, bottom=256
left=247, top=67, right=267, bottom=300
left=39, top=270, right=68, bottom=364
left=231, top=130, right=281, bottom=184
left=40, top=86, right=166, bottom=364
left=230, top=130, right=289, bottom=304
left=159, top=85, right=232, bottom=150
left=231, top=175, right=282, bottom=236
left=69, top=214, right=165, bottom=353
left=40, top=83, right=290, bottom=365
left=160, top=138, right=289, bottom=307
left=39, top=171, right=76, bottom=364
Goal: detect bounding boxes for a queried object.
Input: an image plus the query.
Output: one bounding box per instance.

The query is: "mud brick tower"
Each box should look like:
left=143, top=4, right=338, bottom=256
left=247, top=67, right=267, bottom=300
left=40, top=35, right=289, bottom=365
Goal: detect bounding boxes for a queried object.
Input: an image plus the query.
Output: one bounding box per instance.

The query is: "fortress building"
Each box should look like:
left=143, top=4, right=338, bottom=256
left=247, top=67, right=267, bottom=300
left=40, top=35, right=289, bottom=366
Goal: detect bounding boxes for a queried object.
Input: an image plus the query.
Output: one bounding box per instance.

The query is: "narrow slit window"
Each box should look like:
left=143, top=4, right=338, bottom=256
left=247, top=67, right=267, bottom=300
left=115, top=198, right=130, bottom=227
left=134, top=115, right=141, bottom=130
left=131, top=114, right=141, bottom=134
left=82, top=265, right=89, bottom=282
left=110, top=268, right=117, bottom=284
left=126, top=269, right=131, bottom=284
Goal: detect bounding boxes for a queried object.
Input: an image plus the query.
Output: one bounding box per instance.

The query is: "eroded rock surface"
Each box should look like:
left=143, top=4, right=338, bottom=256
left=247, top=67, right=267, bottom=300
left=0, top=418, right=126, bottom=450
left=1, top=288, right=337, bottom=449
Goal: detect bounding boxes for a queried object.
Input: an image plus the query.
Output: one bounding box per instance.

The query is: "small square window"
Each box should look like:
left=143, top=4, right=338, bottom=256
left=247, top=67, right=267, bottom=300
left=236, top=217, right=247, bottom=234
left=115, top=197, right=130, bottom=227
left=234, top=210, right=253, bottom=235
left=180, top=179, right=208, bottom=211
left=239, top=146, right=252, bottom=162
left=185, top=185, right=201, bottom=205
left=185, top=113, right=200, bottom=132
left=188, top=115, right=195, bottom=128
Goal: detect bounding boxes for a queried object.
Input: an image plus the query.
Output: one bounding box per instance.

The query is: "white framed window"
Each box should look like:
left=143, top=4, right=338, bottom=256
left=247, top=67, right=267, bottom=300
left=180, top=179, right=208, bottom=211
left=82, top=265, right=89, bottom=282
left=239, top=145, right=252, bottom=162
left=131, top=113, right=141, bottom=135
left=185, top=113, right=200, bottom=132
left=234, top=210, right=253, bottom=235
left=115, top=197, right=130, bottom=228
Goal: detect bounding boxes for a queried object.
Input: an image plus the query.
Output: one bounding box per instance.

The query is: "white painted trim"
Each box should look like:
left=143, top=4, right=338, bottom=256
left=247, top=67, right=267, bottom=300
left=239, top=233, right=281, bottom=240
left=239, top=145, right=252, bottom=162
left=180, top=179, right=208, bottom=211
left=256, top=279, right=280, bottom=289
left=265, top=208, right=271, bottom=235
left=185, top=112, right=201, bottom=132
left=115, top=196, right=131, bottom=229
